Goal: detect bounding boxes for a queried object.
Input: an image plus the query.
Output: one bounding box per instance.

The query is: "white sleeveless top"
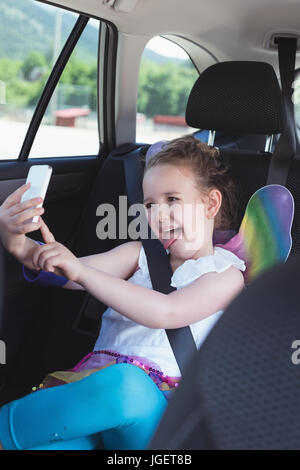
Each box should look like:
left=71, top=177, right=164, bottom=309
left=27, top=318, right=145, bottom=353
left=94, top=246, right=246, bottom=377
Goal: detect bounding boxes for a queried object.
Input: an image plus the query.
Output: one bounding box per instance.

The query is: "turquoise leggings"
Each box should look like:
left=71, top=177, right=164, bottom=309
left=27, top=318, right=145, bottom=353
left=0, top=363, right=167, bottom=450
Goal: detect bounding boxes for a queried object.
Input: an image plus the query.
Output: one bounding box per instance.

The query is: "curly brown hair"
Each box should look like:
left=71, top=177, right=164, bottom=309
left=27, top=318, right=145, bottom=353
left=144, top=135, right=237, bottom=230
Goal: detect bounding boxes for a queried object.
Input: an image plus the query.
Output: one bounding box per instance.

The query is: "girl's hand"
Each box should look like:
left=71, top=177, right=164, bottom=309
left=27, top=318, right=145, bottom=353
left=0, top=182, right=44, bottom=257
left=33, top=217, right=83, bottom=283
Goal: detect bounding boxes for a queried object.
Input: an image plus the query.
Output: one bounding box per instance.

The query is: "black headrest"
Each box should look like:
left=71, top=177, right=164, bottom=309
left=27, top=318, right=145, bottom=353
left=186, top=61, right=285, bottom=135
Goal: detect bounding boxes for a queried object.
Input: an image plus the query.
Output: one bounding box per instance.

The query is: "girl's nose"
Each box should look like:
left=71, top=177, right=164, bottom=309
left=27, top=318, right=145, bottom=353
left=157, top=204, right=170, bottom=223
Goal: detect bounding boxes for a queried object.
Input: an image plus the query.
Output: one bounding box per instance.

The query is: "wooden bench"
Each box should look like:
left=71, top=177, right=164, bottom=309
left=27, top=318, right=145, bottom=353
left=153, top=115, right=187, bottom=127
left=55, top=108, right=90, bottom=127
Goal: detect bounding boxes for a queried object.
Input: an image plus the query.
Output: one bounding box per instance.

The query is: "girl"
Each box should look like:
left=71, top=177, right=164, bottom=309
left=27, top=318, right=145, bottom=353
left=0, top=135, right=245, bottom=450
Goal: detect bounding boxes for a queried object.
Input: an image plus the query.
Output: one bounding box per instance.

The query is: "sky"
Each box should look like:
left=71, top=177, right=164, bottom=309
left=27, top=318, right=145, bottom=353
left=145, top=37, right=188, bottom=60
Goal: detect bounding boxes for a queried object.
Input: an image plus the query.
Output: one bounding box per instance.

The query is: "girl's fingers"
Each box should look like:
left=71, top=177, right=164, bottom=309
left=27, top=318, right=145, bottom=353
left=33, top=244, right=58, bottom=270
left=39, top=217, right=55, bottom=244
left=42, top=255, right=63, bottom=274
left=2, top=183, right=31, bottom=209
left=8, top=196, right=43, bottom=217
left=41, top=254, right=65, bottom=275
left=12, top=207, right=44, bottom=225
left=11, top=220, right=43, bottom=235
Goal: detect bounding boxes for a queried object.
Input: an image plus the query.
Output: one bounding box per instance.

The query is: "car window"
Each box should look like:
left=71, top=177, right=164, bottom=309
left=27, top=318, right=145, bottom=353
left=136, top=36, right=199, bottom=144
left=29, top=18, right=100, bottom=158
left=0, top=0, right=78, bottom=160
left=294, top=69, right=300, bottom=131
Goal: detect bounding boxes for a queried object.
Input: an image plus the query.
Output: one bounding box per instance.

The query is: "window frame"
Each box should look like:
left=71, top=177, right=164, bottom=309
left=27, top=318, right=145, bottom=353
left=0, top=3, right=118, bottom=162
left=135, top=34, right=200, bottom=144
left=294, top=67, right=300, bottom=129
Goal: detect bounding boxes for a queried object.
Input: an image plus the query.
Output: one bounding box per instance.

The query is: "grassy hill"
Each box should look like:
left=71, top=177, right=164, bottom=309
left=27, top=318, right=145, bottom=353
left=0, top=0, right=98, bottom=64
left=0, top=0, right=196, bottom=116
left=143, top=47, right=188, bottom=66
left=0, top=0, right=189, bottom=67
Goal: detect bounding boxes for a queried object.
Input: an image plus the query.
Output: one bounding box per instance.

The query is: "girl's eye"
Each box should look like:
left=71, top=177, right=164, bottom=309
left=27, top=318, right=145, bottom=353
left=144, top=199, right=178, bottom=209
left=167, top=196, right=178, bottom=203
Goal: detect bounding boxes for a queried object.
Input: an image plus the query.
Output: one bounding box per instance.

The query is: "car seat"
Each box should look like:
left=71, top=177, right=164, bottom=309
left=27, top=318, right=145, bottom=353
left=149, top=255, right=300, bottom=449
left=186, top=61, right=285, bottom=230
left=0, top=59, right=295, bottom=409
left=149, top=42, right=299, bottom=451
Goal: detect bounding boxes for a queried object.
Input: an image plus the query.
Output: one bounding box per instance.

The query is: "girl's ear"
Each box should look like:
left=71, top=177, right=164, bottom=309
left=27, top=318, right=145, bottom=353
left=206, top=189, right=222, bottom=220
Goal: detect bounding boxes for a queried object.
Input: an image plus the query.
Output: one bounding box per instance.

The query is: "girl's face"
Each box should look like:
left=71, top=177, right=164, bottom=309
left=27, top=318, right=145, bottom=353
left=143, top=163, right=222, bottom=260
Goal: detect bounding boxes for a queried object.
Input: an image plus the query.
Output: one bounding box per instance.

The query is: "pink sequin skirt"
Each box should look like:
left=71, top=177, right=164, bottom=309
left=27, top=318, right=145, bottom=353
left=34, top=349, right=181, bottom=401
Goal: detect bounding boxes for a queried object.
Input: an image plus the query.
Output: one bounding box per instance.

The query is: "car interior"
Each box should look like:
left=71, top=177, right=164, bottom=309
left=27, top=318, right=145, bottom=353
left=0, top=0, right=300, bottom=450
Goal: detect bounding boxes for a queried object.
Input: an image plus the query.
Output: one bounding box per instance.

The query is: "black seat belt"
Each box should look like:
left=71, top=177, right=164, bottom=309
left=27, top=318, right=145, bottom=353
left=123, top=148, right=197, bottom=375
left=74, top=144, right=197, bottom=374
left=267, top=37, right=298, bottom=185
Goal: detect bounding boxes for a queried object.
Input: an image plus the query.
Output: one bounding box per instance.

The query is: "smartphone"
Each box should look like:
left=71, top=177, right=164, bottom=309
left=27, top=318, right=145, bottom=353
left=21, top=165, right=53, bottom=223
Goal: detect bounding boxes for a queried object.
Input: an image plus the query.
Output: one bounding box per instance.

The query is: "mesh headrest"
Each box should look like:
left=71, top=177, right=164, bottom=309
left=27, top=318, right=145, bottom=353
left=186, top=61, right=285, bottom=135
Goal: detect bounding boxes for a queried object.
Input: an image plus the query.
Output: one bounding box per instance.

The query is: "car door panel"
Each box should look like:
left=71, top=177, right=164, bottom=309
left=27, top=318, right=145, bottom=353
left=0, top=154, right=104, bottom=404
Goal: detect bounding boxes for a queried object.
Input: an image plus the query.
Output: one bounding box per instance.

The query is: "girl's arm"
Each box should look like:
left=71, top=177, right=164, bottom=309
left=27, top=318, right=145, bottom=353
left=33, top=220, right=244, bottom=327
left=62, top=241, right=141, bottom=290
left=78, top=241, right=141, bottom=280
left=31, top=218, right=141, bottom=290
left=0, top=182, right=45, bottom=269
left=0, top=185, right=139, bottom=288
left=75, top=263, right=244, bottom=329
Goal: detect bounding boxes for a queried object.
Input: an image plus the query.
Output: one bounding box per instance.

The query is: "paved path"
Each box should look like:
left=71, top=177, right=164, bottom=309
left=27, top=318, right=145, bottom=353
left=0, top=119, right=196, bottom=160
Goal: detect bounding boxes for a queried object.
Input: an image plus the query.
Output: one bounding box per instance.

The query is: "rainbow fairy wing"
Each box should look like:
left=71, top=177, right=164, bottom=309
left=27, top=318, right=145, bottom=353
left=216, top=185, right=294, bottom=284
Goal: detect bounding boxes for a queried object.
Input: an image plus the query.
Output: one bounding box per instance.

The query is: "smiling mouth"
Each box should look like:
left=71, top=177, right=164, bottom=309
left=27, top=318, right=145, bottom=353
left=160, top=226, right=180, bottom=236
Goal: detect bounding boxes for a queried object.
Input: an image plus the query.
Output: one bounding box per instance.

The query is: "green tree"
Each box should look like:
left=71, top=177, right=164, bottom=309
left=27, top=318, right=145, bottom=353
left=0, top=57, right=22, bottom=83
left=60, top=57, right=97, bottom=111
left=0, top=55, right=48, bottom=108
left=22, top=51, right=49, bottom=81
left=0, top=53, right=198, bottom=118
left=137, top=59, right=198, bottom=117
